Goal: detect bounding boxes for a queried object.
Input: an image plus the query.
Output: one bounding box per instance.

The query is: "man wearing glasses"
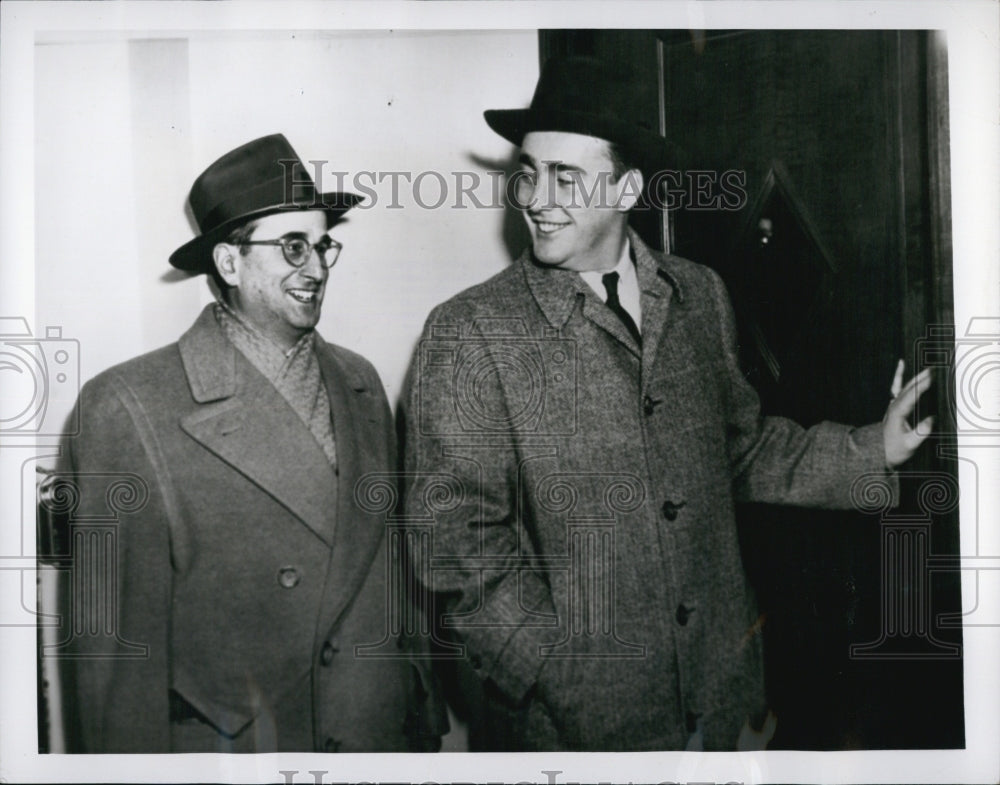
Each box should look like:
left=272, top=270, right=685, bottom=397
left=56, top=134, right=442, bottom=752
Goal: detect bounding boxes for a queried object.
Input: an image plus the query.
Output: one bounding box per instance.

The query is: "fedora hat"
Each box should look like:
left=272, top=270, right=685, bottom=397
left=484, top=56, right=678, bottom=170
left=169, top=133, right=362, bottom=273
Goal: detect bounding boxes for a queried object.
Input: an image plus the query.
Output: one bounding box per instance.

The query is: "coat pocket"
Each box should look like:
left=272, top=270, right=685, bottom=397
left=171, top=663, right=277, bottom=739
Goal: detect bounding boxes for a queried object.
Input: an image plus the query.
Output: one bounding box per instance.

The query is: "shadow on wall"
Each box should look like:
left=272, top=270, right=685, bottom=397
left=467, top=151, right=531, bottom=265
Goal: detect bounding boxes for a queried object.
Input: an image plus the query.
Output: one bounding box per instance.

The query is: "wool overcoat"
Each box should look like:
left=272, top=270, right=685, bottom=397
left=403, top=230, right=891, bottom=751
left=56, top=305, right=442, bottom=753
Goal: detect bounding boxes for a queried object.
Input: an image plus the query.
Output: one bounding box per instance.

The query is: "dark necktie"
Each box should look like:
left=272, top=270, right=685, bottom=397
left=602, top=272, right=641, bottom=346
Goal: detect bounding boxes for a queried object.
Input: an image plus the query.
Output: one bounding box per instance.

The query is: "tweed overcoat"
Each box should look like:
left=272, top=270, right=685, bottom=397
left=403, top=230, right=890, bottom=751
left=56, top=305, right=441, bottom=753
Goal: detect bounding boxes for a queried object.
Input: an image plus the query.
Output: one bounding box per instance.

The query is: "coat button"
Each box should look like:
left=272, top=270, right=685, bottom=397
left=320, top=641, right=336, bottom=666
left=676, top=604, right=694, bottom=626
left=277, top=566, right=301, bottom=589
left=662, top=499, right=686, bottom=521
left=324, top=737, right=340, bottom=752
left=643, top=395, right=659, bottom=416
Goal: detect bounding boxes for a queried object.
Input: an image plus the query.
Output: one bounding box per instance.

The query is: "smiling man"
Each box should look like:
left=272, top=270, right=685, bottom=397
left=56, top=134, right=443, bottom=753
left=515, top=132, right=640, bottom=272
left=402, top=57, right=932, bottom=751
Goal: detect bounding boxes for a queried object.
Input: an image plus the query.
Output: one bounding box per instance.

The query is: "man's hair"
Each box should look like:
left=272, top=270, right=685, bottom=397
left=224, top=219, right=260, bottom=251
left=605, top=142, right=640, bottom=182
left=210, top=218, right=260, bottom=296
left=604, top=141, right=652, bottom=214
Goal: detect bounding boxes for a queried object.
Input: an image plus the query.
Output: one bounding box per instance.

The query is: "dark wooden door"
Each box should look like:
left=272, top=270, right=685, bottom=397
left=540, top=29, right=963, bottom=750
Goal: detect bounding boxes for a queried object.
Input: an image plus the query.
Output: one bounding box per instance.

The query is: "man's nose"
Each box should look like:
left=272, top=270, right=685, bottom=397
left=299, top=245, right=327, bottom=278
left=516, top=170, right=558, bottom=213
left=528, top=169, right=559, bottom=212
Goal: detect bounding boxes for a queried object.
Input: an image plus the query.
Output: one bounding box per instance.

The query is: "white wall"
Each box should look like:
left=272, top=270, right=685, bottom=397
left=36, top=29, right=538, bottom=412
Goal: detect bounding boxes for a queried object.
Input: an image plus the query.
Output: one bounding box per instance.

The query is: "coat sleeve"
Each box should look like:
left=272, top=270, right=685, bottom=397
left=401, top=306, right=557, bottom=706
left=57, top=372, right=172, bottom=752
left=354, top=353, right=450, bottom=748
left=705, top=268, right=898, bottom=507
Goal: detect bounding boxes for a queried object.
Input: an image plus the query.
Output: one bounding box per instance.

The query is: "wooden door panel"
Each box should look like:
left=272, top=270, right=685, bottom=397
left=540, top=28, right=963, bottom=750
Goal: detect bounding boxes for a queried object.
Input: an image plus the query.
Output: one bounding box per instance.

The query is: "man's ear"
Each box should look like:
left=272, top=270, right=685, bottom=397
left=212, top=243, right=240, bottom=287
left=615, top=168, right=644, bottom=212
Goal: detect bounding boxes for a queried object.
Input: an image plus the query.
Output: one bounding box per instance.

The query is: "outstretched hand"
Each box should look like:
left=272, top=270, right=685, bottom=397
left=883, top=359, right=934, bottom=469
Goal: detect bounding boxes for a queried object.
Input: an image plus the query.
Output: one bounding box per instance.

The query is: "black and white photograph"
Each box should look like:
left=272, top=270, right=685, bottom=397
left=1, top=1, right=997, bottom=783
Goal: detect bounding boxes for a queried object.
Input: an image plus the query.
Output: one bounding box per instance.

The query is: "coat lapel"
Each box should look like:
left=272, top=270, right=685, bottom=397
left=313, top=339, right=387, bottom=637
left=521, top=236, right=680, bottom=360
left=521, top=250, right=641, bottom=356
left=631, top=229, right=687, bottom=381
left=581, top=292, right=642, bottom=357
left=177, top=306, right=338, bottom=546
left=519, top=249, right=579, bottom=332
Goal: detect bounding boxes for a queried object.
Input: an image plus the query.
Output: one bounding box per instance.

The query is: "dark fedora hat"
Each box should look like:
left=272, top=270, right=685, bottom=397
left=484, top=56, right=678, bottom=170
left=169, top=133, right=362, bottom=273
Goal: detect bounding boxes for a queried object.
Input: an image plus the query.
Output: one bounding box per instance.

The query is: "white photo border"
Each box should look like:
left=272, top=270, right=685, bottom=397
left=1, top=1, right=997, bottom=783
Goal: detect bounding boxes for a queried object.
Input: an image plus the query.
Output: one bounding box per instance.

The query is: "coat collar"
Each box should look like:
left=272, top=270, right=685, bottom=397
left=176, top=305, right=349, bottom=546
left=178, top=304, right=368, bottom=401
left=632, top=229, right=687, bottom=370
left=631, top=227, right=686, bottom=305
left=178, top=304, right=239, bottom=403
left=520, top=227, right=685, bottom=332
left=520, top=228, right=688, bottom=362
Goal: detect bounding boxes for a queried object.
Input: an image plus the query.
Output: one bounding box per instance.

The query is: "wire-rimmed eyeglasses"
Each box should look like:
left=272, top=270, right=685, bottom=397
left=240, top=233, right=342, bottom=269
